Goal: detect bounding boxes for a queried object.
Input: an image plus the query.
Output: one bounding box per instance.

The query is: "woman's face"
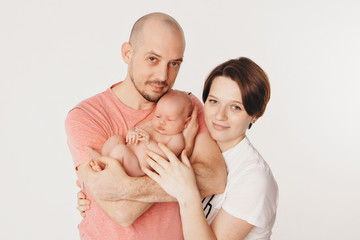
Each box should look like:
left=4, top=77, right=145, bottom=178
left=204, top=76, right=254, bottom=152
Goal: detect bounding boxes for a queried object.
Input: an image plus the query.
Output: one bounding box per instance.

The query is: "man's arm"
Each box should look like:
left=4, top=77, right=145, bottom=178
left=77, top=161, right=153, bottom=226
left=86, top=131, right=227, bottom=202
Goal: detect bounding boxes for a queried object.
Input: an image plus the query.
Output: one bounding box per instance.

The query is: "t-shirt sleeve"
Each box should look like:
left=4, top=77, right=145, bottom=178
left=65, top=107, right=108, bottom=169
left=188, top=93, right=208, bottom=135
left=222, top=166, right=278, bottom=228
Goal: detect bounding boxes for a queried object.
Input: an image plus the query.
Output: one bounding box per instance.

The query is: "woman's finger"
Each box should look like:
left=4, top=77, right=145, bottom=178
left=146, top=150, right=170, bottom=168
left=144, top=155, right=166, bottom=175
left=157, top=143, right=179, bottom=163
left=142, top=166, right=161, bottom=183
left=181, top=150, right=192, bottom=168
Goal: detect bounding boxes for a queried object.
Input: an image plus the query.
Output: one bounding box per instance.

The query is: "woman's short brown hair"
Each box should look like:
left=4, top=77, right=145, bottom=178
left=202, top=57, right=271, bottom=119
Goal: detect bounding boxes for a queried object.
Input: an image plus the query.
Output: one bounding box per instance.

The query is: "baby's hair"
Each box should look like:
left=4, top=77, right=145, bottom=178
left=160, top=90, right=194, bottom=117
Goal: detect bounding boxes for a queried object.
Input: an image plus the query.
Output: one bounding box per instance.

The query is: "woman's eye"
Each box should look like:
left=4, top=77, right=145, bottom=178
left=149, top=57, right=156, bottom=62
left=232, top=105, right=241, bottom=110
left=209, top=99, right=217, bottom=104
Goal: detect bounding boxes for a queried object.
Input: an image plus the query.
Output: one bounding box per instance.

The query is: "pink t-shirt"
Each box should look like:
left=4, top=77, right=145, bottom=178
left=65, top=82, right=208, bottom=240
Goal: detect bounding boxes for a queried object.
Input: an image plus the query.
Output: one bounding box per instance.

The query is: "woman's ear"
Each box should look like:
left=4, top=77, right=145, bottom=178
left=248, top=118, right=257, bottom=129
left=121, top=42, right=132, bottom=64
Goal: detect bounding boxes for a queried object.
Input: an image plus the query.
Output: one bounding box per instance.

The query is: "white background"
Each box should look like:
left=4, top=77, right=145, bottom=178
left=1, top=0, right=359, bottom=239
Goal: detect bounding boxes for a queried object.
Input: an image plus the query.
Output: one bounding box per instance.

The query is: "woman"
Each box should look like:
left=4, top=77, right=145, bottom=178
left=143, top=57, right=278, bottom=239
left=77, top=57, right=278, bottom=239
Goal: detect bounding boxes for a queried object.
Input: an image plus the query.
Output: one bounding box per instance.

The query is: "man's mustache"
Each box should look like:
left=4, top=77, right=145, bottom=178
left=146, top=80, right=168, bottom=87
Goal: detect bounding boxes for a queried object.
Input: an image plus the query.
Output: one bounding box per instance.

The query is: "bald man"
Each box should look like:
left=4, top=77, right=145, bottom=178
left=65, top=12, right=227, bottom=240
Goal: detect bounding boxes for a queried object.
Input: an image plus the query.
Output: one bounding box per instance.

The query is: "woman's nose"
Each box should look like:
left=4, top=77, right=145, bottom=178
left=215, top=107, right=227, bottom=121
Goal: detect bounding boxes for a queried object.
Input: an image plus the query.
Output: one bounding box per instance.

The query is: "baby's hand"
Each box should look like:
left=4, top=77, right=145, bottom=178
left=126, top=128, right=139, bottom=144
left=136, top=128, right=150, bottom=144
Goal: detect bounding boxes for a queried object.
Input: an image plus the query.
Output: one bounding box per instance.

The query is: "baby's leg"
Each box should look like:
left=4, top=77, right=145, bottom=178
left=109, top=144, right=145, bottom=177
left=102, top=135, right=126, bottom=156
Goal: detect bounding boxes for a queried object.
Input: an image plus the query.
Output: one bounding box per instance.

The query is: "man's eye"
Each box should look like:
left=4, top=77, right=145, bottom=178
left=170, top=62, right=180, bottom=67
left=149, top=57, right=156, bottom=62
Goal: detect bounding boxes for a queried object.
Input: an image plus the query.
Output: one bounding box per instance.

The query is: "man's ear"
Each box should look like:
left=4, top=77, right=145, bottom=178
left=121, top=42, right=132, bottom=64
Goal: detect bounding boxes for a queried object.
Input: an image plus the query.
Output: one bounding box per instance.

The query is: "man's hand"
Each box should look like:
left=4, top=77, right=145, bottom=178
left=76, top=180, right=90, bottom=217
left=78, top=153, right=131, bottom=201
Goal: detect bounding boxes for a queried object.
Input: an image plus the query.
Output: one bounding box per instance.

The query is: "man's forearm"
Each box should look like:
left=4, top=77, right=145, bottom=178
left=96, top=199, right=153, bottom=227
left=116, top=175, right=177, bottom=202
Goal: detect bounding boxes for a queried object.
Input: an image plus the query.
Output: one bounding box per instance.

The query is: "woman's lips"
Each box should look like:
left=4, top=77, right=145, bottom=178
left=212, top=122, right=229, bottom=130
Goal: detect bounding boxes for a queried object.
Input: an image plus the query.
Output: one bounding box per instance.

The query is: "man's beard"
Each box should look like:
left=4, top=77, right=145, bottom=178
left=131, top=77, right=168, bottom=102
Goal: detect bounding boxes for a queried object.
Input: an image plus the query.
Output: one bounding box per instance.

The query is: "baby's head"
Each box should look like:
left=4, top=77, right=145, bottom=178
left=152, top=90, right=194, bottom=135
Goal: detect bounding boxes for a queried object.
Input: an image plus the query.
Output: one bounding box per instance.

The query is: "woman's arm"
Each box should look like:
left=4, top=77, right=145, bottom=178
left=143, top=144, right=254, bottom=240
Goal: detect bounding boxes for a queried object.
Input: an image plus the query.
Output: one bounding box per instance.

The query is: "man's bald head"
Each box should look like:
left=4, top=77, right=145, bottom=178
left=129, top=12, right=185, bottom=50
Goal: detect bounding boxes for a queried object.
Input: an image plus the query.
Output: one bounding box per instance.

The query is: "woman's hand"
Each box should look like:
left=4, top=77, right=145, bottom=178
left=143, top=143, right=201, bottom=204
left=183, top=105, right=199, bottom=157
left=76, top=180, right=90, bottom=217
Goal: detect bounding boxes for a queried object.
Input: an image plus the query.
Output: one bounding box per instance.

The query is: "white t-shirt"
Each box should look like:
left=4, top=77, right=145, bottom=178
left=202, top=136, right=278, bottom=239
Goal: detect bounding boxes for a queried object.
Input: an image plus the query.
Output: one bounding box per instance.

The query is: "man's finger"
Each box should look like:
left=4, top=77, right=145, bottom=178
left=86, top=147, right=101, bottom=162
left=78, top=199, right=90, bottom=206
left=77, top=191, right=86, bottom=199
left=97, top=155, right=120, bottom=168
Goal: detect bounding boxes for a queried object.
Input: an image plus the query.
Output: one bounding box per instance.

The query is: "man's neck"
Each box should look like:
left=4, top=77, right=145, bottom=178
left=112, top=79, right=155, bottom=110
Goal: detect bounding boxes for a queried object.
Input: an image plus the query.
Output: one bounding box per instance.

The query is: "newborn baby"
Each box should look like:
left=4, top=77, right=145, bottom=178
left=88, top=90, right=194, bottom=176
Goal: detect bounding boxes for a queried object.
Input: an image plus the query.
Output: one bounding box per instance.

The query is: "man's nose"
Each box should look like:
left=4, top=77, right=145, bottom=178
left=155, top=64, right=168, bottom=81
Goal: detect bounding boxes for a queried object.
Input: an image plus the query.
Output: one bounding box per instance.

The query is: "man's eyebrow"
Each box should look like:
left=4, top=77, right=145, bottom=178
left=174, top=57, right=183, bottom=62
left=147, top=51, right=183, bottom=62
left=147, top=51, right=161, bottom=58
